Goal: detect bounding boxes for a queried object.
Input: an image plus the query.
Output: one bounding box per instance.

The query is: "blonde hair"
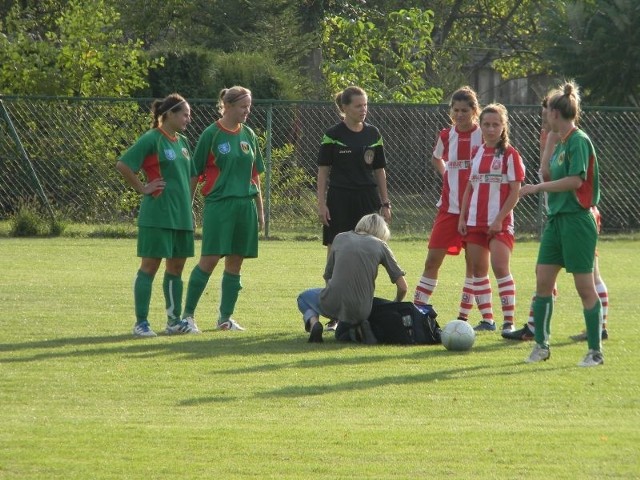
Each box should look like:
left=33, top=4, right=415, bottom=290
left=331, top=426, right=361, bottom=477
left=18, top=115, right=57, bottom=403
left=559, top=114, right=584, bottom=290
left=354, top=213, right=390, bottom=242
left=217, top=86, right=252, bottom=115
left=547, top=81, right=581, bottom=122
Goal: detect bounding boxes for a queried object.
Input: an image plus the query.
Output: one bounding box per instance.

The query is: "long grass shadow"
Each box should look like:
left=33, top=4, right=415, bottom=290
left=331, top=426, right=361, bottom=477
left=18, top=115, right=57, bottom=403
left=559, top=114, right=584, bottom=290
left=0, top=334, right=135, bottom=352
left=254, top=361, right=574, bottom=399
left=0, top=331, right=365, bottom=363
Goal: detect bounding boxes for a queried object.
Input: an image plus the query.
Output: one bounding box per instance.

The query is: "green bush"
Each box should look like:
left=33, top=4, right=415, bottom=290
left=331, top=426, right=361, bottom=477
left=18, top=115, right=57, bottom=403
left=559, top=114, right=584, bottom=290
left=9, top=200, right=65, bottom=237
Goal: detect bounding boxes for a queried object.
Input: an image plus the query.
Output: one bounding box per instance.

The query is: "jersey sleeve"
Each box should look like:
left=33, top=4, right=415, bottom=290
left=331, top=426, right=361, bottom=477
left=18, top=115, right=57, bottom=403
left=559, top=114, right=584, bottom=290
left=250, top=128, right=265, bottom=176
left=370, top=127, right=386, bottom=170
left=566, top=136, right=591, bottom=179
left=433, top=128, right=450, bottom=160
left=506, top=147, right=526, bottom=182
left=380, top=242, right=406, bottom=283
left=318, top=133, right=335, bottom=167
left=192, top=126, right=215, bottom=176
left=119, top=131, right=154, bottom=173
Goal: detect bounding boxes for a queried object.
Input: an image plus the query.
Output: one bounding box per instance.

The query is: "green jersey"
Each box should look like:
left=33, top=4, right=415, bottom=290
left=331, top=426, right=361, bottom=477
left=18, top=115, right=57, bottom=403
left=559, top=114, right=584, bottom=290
left=119, top=128, right=195, bottom=230
left=548, top=128, right=599, bottom=216
left=194, top=122, right=265, bottom=202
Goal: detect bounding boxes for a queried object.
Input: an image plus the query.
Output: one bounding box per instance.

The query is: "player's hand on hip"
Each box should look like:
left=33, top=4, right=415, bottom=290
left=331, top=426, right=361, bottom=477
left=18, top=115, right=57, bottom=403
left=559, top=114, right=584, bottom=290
left=143, top=177, right=166, bottom=196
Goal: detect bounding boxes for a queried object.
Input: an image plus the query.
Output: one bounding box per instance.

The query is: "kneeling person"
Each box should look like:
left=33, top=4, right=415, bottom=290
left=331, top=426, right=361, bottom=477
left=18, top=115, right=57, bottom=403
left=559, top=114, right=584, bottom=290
left=297, top=213, right=408, bottom=343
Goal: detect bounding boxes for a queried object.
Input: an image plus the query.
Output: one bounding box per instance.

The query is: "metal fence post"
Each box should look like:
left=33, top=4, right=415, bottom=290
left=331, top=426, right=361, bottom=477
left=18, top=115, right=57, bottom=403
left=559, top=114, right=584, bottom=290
left=263, top=102, right=273, bottom=239
left=0, top=98, right=55, bottom=223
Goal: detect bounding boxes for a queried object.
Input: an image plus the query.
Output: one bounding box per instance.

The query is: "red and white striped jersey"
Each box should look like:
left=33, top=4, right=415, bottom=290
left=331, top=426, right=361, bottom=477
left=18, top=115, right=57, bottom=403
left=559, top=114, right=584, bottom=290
left=465, top=144, right=526, bottom=231
left=433, top=125, right=483, bottom=214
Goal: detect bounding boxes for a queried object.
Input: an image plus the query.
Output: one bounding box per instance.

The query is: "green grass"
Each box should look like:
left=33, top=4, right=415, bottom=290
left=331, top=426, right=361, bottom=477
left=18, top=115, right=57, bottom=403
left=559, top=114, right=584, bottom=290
left=0, top=238, right=638, bottom=479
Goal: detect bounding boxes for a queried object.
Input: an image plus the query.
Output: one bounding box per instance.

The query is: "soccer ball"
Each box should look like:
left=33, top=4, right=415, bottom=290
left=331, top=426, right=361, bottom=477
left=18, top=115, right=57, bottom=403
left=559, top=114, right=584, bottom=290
left=441, top=319, right=475, bottom=351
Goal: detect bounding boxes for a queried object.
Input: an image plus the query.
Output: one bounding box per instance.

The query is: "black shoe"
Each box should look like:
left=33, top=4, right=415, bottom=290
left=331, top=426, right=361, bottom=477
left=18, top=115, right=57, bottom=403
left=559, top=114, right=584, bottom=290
left=326, top=319, right=338, bottom=331
left=502, top=323, right=534, bottom=341
left=569, top=329, right=609, bottom=341
left=359, top=320, right=378, bottom=345
left=308, top=321, right=323, bottom=343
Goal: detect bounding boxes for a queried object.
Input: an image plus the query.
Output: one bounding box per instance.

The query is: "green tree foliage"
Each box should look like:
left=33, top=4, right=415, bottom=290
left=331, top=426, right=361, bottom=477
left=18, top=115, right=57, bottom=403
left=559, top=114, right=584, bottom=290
left=543, top=0, right=640, bottom=106
left=0, top=0, right=157, bottom=96
left=321, top=8, right=443, bottom=103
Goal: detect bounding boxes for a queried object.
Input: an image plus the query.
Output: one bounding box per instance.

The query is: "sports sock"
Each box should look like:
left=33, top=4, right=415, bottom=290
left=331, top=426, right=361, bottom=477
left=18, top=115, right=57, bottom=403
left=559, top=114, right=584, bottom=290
left=474, top=276, right=494, bottom=323
left=133, top=269, right=154, bottom=323
left=414, top=276, right=437, bottom=306
left=584, top=300, right=603, bottom=352
left=163, top=272, right=183, bottom=324
left=595, top=280, right=609, bottom=330
left=526, top=293, right=536, bottom=332
left=497, top=274, right=515, bottom=324
left=458, top=277, right=474, bottom=320
left=532, top=295, right=553, bottom=346
left=219, top=270, right=242, bottom=324
left=182, top=265, right=211, bottom=318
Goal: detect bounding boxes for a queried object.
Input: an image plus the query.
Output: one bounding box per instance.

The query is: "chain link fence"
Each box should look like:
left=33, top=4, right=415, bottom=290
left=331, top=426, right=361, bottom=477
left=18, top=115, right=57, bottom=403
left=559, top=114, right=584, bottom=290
left=1, top=96, right=639, bottom=237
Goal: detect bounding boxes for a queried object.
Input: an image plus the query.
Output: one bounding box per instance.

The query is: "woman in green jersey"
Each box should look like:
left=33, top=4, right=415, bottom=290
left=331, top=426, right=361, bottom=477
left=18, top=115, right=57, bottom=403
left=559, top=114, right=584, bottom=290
left=519, top=81, right=603, bottom=367
left=180, top=86, right=265, bottom=331
left=116, top=93, right=198, bottom=337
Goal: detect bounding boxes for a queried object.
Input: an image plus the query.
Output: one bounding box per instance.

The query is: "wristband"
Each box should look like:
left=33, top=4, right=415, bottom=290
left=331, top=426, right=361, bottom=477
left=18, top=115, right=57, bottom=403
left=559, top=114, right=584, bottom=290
left=381, top=202, right=391, bottom=208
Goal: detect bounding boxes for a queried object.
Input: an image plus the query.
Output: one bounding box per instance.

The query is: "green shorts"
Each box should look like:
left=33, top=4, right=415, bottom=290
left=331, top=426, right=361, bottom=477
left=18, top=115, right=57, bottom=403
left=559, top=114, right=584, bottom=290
left=537, top=211, right=597, bottom=274
left=137, top=226, right=194, bottom=259
left=201, top=196, right=259, bottom=258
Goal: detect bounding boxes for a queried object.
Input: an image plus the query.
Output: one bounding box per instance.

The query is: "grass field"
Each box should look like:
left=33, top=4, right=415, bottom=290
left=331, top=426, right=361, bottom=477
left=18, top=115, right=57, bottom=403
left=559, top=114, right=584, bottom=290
left=1, top=237, right=638, bottom=479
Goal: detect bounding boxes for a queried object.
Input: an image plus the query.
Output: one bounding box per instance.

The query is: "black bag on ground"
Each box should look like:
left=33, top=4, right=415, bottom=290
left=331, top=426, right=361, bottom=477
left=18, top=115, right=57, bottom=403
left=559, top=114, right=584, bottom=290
left=367, top=299, right=441, bottom=345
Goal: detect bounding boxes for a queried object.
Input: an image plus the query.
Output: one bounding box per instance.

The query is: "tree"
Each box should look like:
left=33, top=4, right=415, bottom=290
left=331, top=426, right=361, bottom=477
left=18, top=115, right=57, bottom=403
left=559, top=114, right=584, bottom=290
left=543, top=0, right=640, bottom=106
left=0, top=0, right=157, bottom=96
left=321, top=8, right=443, bottom=103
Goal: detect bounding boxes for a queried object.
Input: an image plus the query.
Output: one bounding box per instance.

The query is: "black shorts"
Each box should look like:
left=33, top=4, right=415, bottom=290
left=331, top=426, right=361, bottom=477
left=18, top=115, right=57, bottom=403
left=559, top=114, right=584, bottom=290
left=323, top=186, right=380, bottom=245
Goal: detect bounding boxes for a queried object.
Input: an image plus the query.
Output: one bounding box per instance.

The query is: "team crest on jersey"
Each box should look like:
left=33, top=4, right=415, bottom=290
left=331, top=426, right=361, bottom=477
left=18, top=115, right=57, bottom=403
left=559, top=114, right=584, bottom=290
left=218, top=142, right=231, bottom=154
left=491, top=156, right=502, bottom=170
left=182, top=148, right=190, bottom=159
left=363, top=147, right=374, bottom=165
left=556, top=151, right=565, bottom=165
left=164, top=149, right=177, bottom=161
left=240, top=141, right=250, bottom=154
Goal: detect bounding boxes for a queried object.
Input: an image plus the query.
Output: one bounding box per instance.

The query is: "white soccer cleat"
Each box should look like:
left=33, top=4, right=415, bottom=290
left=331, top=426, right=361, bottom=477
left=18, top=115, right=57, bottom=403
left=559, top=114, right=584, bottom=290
left=183, top=316, right=201, bottom=334
left=578, top=349, right=604, bottom=367
left=217, top=319, right=245, bottom=331
left=525, top=344, right=550, bottom=363
left=133, top=321, right=157, bottom=337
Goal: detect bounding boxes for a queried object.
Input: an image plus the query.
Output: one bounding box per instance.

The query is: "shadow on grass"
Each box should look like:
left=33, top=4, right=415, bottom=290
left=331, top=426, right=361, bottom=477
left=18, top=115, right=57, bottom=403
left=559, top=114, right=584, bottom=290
left=0, top=330, right=381, bottom=363
left=0, top=329, right=581, bottom=367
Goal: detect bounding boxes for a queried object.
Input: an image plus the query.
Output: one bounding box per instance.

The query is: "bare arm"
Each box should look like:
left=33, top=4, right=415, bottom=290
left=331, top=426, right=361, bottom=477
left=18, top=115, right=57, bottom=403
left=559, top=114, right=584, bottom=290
left=115, top=160, right=165, bottom=195
left=317, top=166, right=330, bottom=226
left=394, top=275, right=408, bottom=302
left=253, top=174, right=264, bottom=230
left=489, top=181, right=521, bottom=235
left=431, top=155, right=446, bottom=177
left=539, top=131, right=560, bottom=182
left=374, top=168, right=391, bottom=222
left=520, top=175, right=583, bottom=197
left=457, top=180, right=472, bottom=235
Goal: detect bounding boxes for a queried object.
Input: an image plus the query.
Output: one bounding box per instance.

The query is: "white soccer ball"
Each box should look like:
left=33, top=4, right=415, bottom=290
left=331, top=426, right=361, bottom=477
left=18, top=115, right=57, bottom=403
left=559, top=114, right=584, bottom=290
left=441, top=319, right=475, bottom=351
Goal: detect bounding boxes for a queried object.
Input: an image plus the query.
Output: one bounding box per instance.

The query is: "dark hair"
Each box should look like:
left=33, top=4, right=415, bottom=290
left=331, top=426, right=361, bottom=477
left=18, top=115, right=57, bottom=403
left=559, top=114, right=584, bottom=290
left=479, top=103, right=510, bottom=155
left=548, top=81, right=581, bottom=122
left=334, top=86, right=367, bottom=115
left=218, top=86, right=252, bottom=115
left=150, top=93, right=188, bottom=128
left=449, top=86, right=480, bottom=120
